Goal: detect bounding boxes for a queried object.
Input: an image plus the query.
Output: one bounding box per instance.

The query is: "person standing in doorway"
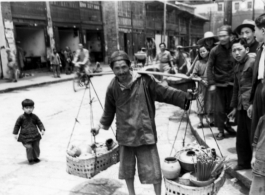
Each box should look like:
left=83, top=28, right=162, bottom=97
left=16, top=41, right=25, bottom=78
left=6, top=48, right=18, bottom=82
left=50, top=48, right=61, bottom=78
left=207, top=25, right=236, bottom=140
left=64, top=46, right=73, bottom=74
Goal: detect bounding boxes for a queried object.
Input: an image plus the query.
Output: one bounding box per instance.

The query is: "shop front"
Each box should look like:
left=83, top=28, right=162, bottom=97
left=14, top=22, right=48, bottom=70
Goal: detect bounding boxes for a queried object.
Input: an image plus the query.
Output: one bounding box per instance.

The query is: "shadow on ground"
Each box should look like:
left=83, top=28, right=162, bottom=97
left=69, top=178, right=127, bottom=195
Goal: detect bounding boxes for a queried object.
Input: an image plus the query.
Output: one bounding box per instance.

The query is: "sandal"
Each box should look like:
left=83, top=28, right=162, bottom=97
left=216, top=132, right=225, bottom=140
left=197, top=122, right=204, bottom=129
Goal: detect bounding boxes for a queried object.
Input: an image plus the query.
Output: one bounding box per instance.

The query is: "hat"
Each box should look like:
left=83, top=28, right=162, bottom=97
left=234, top=19, right=255, bottom=35
left=197, top=31, right=218, bottom=45
left=177, top=45, right=183, bottom=49
left=110, top=50, right=131, bottom=68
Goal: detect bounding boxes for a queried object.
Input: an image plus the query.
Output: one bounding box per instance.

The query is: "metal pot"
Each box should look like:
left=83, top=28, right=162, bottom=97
left=178, top=150, right=197, bottom=172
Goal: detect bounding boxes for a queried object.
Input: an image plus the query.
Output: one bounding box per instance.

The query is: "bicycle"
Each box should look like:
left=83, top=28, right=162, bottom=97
left=72, top=62, right=91, bottom=92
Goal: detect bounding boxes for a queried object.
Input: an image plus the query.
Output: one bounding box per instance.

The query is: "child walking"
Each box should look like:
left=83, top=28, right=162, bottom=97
left=13, top=99, right=45, bottom=164
left=191, top=45, right=214, bottom=128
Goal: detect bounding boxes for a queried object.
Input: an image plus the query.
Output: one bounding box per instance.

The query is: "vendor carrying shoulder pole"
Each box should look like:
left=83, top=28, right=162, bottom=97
left=91, top=50, right=193, bottom=195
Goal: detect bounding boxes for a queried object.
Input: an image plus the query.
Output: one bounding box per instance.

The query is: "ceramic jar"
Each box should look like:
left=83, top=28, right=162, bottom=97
left=161, top=157, right=181, bottom=180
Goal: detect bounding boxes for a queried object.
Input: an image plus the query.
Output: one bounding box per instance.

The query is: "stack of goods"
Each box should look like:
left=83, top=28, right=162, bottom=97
left=161, top=144, right=225, bottom=187
left=67, top=138, right=117, bottom=159
left=66, top=138, right=119, bottom=179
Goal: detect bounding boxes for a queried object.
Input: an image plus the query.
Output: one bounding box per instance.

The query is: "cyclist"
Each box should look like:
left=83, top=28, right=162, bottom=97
left=72, top=44, right=91, bottom=75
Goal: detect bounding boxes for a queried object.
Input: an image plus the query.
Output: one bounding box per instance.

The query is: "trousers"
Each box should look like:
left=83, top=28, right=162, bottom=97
left=22, top=140, right=40, bottom=161
left=236, top=109, right=252, bottom=168
left=215, top=86, right=233, bottom=132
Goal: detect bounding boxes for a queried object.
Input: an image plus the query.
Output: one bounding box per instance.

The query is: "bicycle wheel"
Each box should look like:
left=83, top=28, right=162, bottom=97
left=84, top=75, right=90, bottom=88
left=72, top=73, right=82, bottom=92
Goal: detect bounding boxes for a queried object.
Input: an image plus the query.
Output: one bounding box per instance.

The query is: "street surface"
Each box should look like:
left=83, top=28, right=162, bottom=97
left=0, top=74, right=248, bottom=195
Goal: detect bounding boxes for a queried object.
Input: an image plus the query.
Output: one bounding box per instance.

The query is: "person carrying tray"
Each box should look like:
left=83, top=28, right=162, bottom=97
left=91, top=50, right=194, bottom=195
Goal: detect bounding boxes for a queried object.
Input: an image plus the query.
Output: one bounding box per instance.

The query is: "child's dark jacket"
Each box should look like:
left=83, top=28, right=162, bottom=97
left=230, top=55, right=255, bottom=110
left=13, top=113, right=45, bottom=143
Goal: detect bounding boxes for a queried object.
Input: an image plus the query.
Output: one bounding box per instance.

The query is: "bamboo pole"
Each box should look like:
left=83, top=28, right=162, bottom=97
left=87, top=70, right=200, bottom=81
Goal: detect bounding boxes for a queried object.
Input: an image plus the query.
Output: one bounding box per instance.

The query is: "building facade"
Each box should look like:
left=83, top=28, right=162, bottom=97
left=0, top=1, right=207, bottom=78
left=103, top=1, right=207, bottom=61
left=192, top=0, right=265, bottom=35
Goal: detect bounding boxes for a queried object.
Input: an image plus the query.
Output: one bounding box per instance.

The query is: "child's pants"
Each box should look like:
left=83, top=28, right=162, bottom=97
left=249, top=174, right=265, bottom=195
left=22, top=140, right=40, bottom=161
left=53, top=64, right=60, bottom=77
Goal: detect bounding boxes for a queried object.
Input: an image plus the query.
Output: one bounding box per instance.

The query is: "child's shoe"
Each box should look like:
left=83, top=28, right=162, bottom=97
left=34, top=158, right=40, bottom=163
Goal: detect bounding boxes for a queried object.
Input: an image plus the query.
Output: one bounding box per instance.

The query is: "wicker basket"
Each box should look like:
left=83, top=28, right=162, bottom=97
left=66, top=145, right=119, bottom=179
left=164, top=166, right=226, bottom=195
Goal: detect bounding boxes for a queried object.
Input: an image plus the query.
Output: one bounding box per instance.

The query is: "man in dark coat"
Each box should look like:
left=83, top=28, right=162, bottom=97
left=207, top=25, right=236, bottom=140
left=91, top=50, right=193, bottom=195
left=247, top=13, right=265, bottom=143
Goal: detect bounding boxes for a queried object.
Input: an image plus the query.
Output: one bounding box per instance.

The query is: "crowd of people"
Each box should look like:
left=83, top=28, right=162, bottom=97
left=10, top=12, right=265, bottom=195
left=134, top=13, right=265, bottom=195
left=191, top=14, right=265, bottom=195
left=2, top=42, right=103, bottom=82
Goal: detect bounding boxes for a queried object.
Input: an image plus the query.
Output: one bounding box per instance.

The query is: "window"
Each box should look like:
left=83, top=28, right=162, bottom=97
left=235, top=2, right=240, bottom=11
left=80, top=2, right=86, bottom=8
left=217, top=3, right=222, bottom=11
left=248, top=2, right=252, bottom=9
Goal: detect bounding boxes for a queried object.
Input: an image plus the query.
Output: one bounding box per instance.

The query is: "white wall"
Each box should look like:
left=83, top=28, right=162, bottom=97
left=58, top=29, right=79, bottom=52
left=16, top=27, right=46, bottom=62
left=0, top=4, right=8, bottom=78
left=232, top=0, right=265, bottom=13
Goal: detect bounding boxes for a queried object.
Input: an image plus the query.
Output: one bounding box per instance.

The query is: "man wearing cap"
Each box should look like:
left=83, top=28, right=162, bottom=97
left=235, top=19, right=259, bottom=55
left=174, top=45, right=188, bottom=74
left=207, top=25, right=236, bottom=140
left=134, top=47, right=147, bottom=67
left=91, top=50, right=193, bottom=195
left=197, top=31, right=219, bottom=51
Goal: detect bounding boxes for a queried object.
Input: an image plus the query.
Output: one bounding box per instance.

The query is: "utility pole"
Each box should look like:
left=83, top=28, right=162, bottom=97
left=252, top=0, right=256, bottom=20
left=223, top=0, right=232, bottom=25
left=162, top=0, right=166, bottom=43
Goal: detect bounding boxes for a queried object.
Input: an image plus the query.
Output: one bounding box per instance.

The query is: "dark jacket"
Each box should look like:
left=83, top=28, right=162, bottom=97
left=207, top=43, right=234, bottom=86
left=13, top=113, right=45, bottom=143
left=249, top=43, right=264, bottom=104
left=248, top=40, right=260, bottom=54
left=252, top=115, right=265, bottom=177
left=100, top=73, right=189, bottom=147
left=230, top=55, right=255, bottom=110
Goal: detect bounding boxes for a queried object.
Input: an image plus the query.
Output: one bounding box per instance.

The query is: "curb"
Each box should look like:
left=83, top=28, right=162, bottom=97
left=0, top=77, right=74, bottom=94
left=187, top=114, right=252, bottom=189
